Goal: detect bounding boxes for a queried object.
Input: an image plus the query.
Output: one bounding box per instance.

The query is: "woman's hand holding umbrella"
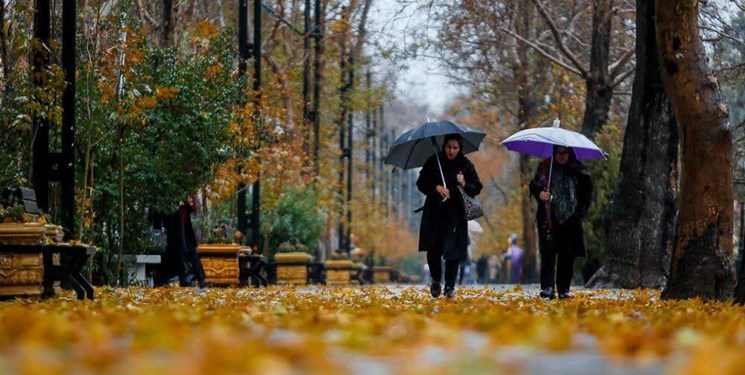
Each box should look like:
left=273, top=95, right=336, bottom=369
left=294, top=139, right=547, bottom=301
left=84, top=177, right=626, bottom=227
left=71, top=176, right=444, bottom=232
left=539, top=191, right=551, bottom=202
left=436, top=185, right=450, bottom=200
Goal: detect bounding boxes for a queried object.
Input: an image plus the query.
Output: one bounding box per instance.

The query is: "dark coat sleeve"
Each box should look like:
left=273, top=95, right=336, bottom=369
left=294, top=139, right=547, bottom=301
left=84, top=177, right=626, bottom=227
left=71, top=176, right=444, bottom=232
left=576, top=173, right=593, bottom=219
left=417, top=155, right=440, bottom=197
left=529, top=161, right=547, bottom=202
left=461, top=159, right=483, bottom=197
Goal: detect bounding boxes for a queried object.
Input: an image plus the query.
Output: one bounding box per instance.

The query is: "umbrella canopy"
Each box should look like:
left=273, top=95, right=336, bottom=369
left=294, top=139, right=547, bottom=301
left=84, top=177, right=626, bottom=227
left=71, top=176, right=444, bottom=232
left=501, top=126, right=606, bottom=160
left=384, top=120, right=486, bottom=170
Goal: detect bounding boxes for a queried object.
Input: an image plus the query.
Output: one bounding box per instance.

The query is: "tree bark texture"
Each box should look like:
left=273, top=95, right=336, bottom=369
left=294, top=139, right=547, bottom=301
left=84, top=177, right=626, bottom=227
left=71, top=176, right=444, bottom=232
left=657, top=0, right=735, bottom=301
left=581, top=0, right=614, bottom=139
left=587, top=0, right=677, bottom=290
left=161, top=0, right=173, bottom=48
left=0, top=0, right=8, bottom=85
left=515, top=0, right=539, bottom=282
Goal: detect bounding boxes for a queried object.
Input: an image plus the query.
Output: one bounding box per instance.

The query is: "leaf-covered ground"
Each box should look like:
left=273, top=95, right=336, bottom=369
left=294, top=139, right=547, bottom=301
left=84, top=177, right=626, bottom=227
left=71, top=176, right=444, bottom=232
left=0, top=286, right=743, bottom=374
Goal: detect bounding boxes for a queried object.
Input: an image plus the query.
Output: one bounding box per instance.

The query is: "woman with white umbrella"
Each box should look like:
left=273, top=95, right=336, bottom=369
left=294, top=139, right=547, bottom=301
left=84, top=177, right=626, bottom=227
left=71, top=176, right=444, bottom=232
left=502, top=120, right=601, bottom=300
left=530, top=145, right=593, bottom=299
left=416, top=134, right=483, bottom=298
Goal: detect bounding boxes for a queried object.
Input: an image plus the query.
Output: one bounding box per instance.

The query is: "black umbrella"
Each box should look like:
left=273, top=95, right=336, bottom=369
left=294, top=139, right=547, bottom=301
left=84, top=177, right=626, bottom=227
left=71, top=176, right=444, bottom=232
left=384, top=120, right=486, bottom=170
left=384, top=120, right=486, bottom=193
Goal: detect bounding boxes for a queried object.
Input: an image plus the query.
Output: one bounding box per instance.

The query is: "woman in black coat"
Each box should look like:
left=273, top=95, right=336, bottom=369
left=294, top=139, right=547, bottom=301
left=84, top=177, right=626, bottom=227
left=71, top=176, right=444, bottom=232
left=417, top=134, right=483, bottom=298
left=154, top=196, right=207, bottom=288
left=529, top=146, right=592, bottom=300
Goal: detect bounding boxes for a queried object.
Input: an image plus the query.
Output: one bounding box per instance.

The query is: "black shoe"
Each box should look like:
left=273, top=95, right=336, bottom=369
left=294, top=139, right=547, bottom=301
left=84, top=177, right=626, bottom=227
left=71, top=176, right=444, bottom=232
left=444, top=286, right=455, bottom=299
left=558, top=291, right=573, bottom=300
left=430, top=282, right=442, bottom=298
left=197, top=280, right=212, bottom=289
left=539, top=287, right=555, bottom=300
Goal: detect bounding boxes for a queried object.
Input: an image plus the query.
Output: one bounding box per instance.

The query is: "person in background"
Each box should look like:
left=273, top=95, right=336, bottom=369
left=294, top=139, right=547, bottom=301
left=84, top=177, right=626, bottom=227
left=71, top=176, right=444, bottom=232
left=155, top=196, right=207, bottom=288
left=476, top=255, right=489, bottom=285
left=503, top=233, right=524, bottom=284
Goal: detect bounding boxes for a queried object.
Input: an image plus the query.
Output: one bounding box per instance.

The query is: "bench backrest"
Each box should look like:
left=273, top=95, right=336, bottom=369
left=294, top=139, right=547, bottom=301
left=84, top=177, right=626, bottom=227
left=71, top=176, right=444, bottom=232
left=1, top=187, right=39, bottom=214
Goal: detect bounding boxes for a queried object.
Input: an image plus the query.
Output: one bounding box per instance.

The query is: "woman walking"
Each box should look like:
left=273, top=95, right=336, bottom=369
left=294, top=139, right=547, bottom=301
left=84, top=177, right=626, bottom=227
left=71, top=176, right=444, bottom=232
left=530, top=146, right=592, bottom=299
left=417, top=134, right=483, bottom=298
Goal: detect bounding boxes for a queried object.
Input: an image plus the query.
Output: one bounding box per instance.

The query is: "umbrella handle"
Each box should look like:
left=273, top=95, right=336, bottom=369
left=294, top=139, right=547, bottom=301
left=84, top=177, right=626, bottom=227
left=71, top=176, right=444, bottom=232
left=545, top=156, right=554, bottom=229
left=432, top=138, right=448, bottom=201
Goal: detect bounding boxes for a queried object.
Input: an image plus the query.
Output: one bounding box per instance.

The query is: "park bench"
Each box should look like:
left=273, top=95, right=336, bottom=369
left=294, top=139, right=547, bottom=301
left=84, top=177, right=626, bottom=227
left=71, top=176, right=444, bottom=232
left=238, top=248, right=268, bottom=287
left=325, top=259, right=364, bottom=286
left=121, top=254, right=161, bottom=286
left=0, top=187, right=95, bottom=300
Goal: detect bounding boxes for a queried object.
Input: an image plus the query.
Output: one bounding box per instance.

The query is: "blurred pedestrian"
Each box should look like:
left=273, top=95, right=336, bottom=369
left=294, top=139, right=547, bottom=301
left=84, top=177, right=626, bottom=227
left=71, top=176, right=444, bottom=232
left=503, top=233, right=524, bottom=284
left=155, top=195, right=207, bottom=288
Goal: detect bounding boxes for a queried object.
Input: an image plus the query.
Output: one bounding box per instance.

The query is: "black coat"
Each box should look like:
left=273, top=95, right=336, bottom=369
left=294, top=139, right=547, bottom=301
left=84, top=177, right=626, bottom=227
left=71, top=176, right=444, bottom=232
left=417, top=152, right=483, bottom=260
left=154, top=204, right=205, bottom=285
left=529, top=159, right=592, bottom=257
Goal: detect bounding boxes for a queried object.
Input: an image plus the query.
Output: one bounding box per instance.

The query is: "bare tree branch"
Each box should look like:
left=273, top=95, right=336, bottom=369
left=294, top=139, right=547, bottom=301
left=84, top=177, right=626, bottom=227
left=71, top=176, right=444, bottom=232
left=135, top=0, right=159, bottom=28
left=499, top=27, right=583, bottom=77
left=611, top=67, right=634, bottom=88
left=701, top=25, right=745, bottom=45
left=530, top=0, right=588, bottom=77
left=609, top=47, right=634, bottom=80
left=715, top=61, right=745, bottom=79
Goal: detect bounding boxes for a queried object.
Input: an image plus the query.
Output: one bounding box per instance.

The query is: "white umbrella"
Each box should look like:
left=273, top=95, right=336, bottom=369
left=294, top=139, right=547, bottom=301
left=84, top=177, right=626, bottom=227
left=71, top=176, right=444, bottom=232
left=501, top=119, right=607, bottom=160
left=501, top=119, right=606, bottom=191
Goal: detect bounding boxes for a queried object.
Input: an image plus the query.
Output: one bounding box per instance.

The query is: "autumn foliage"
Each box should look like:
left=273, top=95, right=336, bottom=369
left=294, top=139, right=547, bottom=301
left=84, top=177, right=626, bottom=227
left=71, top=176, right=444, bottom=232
left=0, top=286, right=742, bottom=374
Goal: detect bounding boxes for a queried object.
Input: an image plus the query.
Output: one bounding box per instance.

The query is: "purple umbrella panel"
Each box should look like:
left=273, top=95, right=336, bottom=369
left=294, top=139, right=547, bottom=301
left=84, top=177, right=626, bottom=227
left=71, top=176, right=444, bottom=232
left=500, top=127, right=607, bottom=160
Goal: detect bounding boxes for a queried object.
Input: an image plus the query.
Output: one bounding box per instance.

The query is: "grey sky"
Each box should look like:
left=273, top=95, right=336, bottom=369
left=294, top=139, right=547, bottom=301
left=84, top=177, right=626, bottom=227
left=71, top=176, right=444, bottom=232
left=367, top=0, right=461, bottom=116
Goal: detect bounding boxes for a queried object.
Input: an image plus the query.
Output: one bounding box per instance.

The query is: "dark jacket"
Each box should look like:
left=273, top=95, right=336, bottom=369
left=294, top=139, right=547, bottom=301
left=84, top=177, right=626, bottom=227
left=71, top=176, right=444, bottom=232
left=529, top=159, right=592, bottom=257
left=155, top=203, right=205, bottom=286
left=417, top=152, right=483, bottom=260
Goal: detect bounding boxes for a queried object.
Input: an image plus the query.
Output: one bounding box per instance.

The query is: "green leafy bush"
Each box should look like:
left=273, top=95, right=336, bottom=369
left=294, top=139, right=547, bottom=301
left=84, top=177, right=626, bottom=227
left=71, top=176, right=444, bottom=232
left=263, top=187, right=323, bottom=258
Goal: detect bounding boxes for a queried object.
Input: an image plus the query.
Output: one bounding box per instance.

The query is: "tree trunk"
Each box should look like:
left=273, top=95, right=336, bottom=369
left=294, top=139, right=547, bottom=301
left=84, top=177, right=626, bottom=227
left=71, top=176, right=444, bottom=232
left=515, top=0, right=539, bottom=282
left=0, top=0, right=8, bottom=89
left=161, top=0, right=173, bottom=48
left=581, top=0, right=613, bottom=139
left=657, top=0, right=735, bottom=301
left=586, top=0, right=677, bottom=289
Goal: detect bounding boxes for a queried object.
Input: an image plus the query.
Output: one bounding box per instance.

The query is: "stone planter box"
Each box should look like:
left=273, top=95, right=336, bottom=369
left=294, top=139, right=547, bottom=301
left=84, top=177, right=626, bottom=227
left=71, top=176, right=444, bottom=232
left=0, top=223, right=45, bottom=298
left=325, top=260, right=361, bottom=286
left=274, top=252, right=313, bottom=285
left=0, top=251, right=43, bottom=298
left=198, top=244, right=241, bottom=286
left=373, top=266, right=393, bottom=283
left=0, top=223, right=46, bottom=246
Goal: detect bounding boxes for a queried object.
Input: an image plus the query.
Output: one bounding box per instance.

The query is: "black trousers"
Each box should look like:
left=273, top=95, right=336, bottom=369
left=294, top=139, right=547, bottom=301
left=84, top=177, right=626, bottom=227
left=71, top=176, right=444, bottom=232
left=540, top=244, right=575, bottom=293
left=427, top=249, right=459, bottom=288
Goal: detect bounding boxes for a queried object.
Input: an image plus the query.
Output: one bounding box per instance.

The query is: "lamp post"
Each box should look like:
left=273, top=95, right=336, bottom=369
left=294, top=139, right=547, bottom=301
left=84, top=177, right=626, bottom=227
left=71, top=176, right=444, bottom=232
left=32, top=0, right=50, bottom=213
left=237, top=0, right=249, bottom=238
left=60, top=0, right=76, bottom=238
left=251, top=0, right=262, bottom=249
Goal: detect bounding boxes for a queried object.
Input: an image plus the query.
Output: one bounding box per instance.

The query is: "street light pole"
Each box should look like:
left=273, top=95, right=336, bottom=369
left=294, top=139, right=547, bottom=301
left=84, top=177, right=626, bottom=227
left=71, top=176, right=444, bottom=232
left=251, top=0, right=262, bottom=249
left=345, top=57, right=354, bottom=253
left=237, top=0, right=249, bottom=238
left=60, top=0, right=76, bottom=238
left=32, top=0, right=50, bottom=213
left=337, top=7, right=348, bottom=253
left=302, top=0, right=311, bottom=157
left=312, top=0, right=324, bottom=176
